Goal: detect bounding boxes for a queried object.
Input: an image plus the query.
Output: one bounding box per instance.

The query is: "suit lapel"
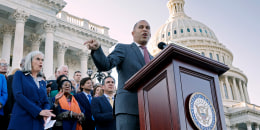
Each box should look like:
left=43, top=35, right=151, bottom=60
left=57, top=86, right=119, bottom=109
left=101, top=95, right=112, bottom=110
left=130, top=43, right=145, bottom=66
left=25, top=74, right=39, bottom=89
left=80, top=92, right=90, bottom=107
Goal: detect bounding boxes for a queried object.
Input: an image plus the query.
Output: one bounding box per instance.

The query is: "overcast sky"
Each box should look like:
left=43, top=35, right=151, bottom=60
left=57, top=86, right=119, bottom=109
left=63, top=0, right=260, bottom=106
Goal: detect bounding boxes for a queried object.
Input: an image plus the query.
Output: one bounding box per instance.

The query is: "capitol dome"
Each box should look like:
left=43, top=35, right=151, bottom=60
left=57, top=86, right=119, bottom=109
left=154, top=14, right=218, bottom=42
left=148, top=1, right=260, bottom=128
left=148, top=0, right=249, bottom=105
left=148, top=0, right=234, bottom=67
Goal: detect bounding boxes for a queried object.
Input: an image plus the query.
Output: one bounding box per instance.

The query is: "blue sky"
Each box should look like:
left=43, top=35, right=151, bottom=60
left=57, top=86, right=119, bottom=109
left=63, top=0, right=260, bottom=105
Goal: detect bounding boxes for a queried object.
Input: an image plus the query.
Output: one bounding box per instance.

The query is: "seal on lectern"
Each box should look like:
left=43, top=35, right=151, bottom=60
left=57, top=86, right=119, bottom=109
left=189, top=92, right=216, bottom=130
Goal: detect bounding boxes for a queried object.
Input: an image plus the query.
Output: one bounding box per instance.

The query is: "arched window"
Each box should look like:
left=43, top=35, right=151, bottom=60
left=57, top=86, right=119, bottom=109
left=209, top=53, right=213, bottom=59
left=168, top=32, right=171, bottom=36
left=193, top=28, right=196, bottom=32
left=181, top=29, right=184, bottom=33
left=162, top=34, right=164, bottom=38
left=205, top=30, right=208, bottom=34
left=174, top=30, right=177, bottom=34
left=199, top=29, right=202, bottom=33
left=187, top=28, right=190, bottom=32
left=216, top=54, right=220, bottom=61
left=201, top=52, right=205, bottom=56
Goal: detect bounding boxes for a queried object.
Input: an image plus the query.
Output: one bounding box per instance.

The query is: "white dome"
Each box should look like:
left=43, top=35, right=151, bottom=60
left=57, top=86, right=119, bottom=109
left=154, top=17, right=218, bottom=43
left=150, top=0, right=218, bottom=46
left=148, top=0, right=233, bottom=67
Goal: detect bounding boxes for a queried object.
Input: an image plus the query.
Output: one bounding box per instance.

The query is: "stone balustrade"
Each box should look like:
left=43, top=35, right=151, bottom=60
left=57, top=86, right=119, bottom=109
left=56, top=11, right=109, bottom=35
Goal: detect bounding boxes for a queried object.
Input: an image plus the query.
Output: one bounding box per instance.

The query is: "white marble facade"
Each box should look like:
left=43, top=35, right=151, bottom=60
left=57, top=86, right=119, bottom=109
left=148, top=0, right=260, bottom=129
left=0, top=0, right=117, bottom=79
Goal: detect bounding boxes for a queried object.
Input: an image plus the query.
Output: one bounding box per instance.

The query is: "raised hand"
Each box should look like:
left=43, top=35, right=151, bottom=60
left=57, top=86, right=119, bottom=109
left=84, top=39, right=100, bottom=50
left=55, top=90, right=64, bottom=104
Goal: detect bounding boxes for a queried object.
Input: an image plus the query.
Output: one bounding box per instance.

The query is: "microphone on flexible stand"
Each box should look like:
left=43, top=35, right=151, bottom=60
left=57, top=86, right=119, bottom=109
left=157, top=42, right=167, bottom=50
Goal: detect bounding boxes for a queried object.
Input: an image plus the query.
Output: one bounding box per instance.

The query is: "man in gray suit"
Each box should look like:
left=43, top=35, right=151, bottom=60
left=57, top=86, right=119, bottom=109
left=84, top=20, right=152, bottom=130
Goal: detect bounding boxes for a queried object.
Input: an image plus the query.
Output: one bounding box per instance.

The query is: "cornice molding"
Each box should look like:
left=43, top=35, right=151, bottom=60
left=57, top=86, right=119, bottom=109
left=30, top=0, right=67, bottom=12
left=187, top=43, right=234, bottom=61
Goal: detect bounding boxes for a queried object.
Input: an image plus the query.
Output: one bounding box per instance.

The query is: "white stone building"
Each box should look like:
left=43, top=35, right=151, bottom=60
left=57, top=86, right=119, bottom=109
left=148, top=0, right=260, bottom=129
left=0, top=0, right=117, bottom=79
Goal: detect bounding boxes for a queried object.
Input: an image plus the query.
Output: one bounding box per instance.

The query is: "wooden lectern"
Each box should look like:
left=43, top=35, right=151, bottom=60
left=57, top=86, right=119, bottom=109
left=124, top=44, right=229, bottom=130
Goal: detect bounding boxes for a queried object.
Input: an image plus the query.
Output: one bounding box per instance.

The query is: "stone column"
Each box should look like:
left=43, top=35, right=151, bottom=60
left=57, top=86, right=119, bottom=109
left=56, top=42, right=68, bottom=67
left=78, top=50, right=88, bottom=78
left=247, top=122, right=252, bottom=130
left=219, top=80, right=225, bottom=99
left=238, top=80, right=245, bottom=101
left=243, top=82, right=250, bottom=103
left=43, top=21, right=56, bottom=79
left=29, top=33, right=42, bottom=51
left=11, top=9, right=29, bottom=69
left=232, top=77, right=240, bottom=101
left=224, top=76, right=233, bottom=100
left=1, top=24, right=14, bottom=64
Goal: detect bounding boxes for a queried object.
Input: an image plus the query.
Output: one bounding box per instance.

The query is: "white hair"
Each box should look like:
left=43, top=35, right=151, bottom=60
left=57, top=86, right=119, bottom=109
left=57, top=65, right=68, bottom=72
left=23, top=51, right=44, bottom=73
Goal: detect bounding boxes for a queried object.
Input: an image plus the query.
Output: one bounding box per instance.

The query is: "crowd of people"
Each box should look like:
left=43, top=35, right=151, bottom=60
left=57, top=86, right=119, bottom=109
left=0, top=20, right=152, bottom=130
left=0, top=55, right=116, bottom=130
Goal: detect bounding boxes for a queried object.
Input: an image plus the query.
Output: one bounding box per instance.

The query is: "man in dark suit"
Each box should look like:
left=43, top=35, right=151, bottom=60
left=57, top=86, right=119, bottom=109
left=84, top=20, right=152, bottom=130
left=91, top=76, right=116, bottom=130
left=74, top=77, right=95, bottom=130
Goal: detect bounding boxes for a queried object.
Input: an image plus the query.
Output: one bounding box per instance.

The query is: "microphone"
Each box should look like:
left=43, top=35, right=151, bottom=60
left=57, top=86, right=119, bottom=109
left=158, top=42, right=167, bottom=50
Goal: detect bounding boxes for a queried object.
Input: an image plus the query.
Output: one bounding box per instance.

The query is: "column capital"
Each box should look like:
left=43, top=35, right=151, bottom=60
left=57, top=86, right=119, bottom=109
left=12, top=9, right=29, bottom=23
left=1, top=24, right=15, bottom=35
left=28, top=33, right=42, bottom=43
left=43, top=21, right=57, bottom=33
left=56, top=42, right=69, bottom=53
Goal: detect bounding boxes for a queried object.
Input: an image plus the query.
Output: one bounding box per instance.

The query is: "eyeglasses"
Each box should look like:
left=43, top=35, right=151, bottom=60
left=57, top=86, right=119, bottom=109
left=0, top=63, right=8, bottom=67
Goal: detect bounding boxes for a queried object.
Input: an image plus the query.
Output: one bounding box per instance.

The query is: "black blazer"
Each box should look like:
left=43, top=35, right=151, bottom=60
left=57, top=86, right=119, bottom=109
left=91, top=95, right=116, bottom=130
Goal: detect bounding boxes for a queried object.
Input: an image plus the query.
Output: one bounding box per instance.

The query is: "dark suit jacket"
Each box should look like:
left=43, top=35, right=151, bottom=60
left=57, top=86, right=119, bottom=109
left=91, top=95, right=116, bottom=130
left=74, top=92, right=95, bottom=130
left=91, top=43, right=153, bottom=115
left=8, top=71, right=50, bottom=130
left=4, top=75, right=15, bottom=116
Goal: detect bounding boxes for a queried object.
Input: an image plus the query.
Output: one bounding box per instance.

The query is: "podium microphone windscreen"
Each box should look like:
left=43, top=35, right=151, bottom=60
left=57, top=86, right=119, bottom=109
left=158, top=42, right=167, bottom=50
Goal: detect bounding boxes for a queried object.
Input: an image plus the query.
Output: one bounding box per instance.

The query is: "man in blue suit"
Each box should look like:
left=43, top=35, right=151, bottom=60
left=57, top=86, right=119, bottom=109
left=74, top=77, right=95, bottom=130
left=91, top=76, right=116, bottom=130
left=85, top=20, right=153, bottom=130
